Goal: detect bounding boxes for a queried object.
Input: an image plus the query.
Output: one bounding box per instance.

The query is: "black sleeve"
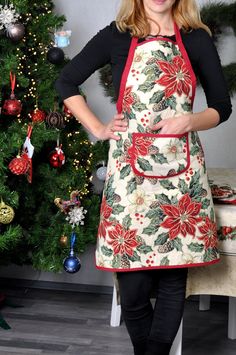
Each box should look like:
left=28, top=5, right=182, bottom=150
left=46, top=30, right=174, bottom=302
left=55, top=24, right=113, bottom=101
left=189, top=29, right=232, bottom=124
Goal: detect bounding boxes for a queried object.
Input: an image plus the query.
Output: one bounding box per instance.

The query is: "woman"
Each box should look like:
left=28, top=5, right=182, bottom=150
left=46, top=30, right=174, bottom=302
left=56, top=0, right=232, bottom=354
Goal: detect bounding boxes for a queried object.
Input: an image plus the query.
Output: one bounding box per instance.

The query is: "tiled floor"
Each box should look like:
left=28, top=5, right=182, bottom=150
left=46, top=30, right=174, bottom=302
left=0, top=288, right=235, bottom=354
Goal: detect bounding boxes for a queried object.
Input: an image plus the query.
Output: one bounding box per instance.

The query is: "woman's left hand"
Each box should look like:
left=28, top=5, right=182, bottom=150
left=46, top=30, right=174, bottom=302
left=150, top=114, right=191, bottom=134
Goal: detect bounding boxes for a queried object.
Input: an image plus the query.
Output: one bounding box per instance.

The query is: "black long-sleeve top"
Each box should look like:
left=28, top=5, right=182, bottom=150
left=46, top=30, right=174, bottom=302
left=55, top=21, right=232, bottom=124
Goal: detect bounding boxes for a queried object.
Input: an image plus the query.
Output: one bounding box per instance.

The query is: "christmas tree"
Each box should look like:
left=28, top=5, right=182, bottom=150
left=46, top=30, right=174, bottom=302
left=0, top=0, right=105, bottom=272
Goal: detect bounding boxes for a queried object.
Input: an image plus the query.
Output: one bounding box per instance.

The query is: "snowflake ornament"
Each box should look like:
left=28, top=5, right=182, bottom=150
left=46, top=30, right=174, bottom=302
left=0, top=4, right=19, bottom=30
left=65, top=206, right=87, bottom=228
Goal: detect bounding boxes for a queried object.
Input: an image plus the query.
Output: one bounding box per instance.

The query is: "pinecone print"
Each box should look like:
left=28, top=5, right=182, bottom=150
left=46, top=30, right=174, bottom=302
left=153, top=100, right=167, bottom=112
left=114, top=194, right=121, bottom=203
left=124, top=139, right=131, bottom=151
left=135, top=175, right=145, bottom=185
left=157, top=241, right=174, bottom=253
left=148, top=145, right=159, bottom=155
left=167, top=169, right=177, bottom=177
left=200, top=188, right=208, bottom=197
left=146, top=57, right=156, bottom=65
left=150, top=201, right=160, bottom=209
left=121, top=254, right=131, bottom=268
left=147, top=177, right=158, bottom=185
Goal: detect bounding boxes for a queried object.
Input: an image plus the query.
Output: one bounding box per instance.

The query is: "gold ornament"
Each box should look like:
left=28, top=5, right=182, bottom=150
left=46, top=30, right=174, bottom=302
left=59, top=235, right=68, bottom=247
left=0, top=199, right=15, bottom=224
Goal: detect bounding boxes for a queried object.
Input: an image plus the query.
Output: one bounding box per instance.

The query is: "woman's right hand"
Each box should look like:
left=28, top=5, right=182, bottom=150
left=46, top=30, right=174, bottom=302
left=96, top=113, right=128, bottom=141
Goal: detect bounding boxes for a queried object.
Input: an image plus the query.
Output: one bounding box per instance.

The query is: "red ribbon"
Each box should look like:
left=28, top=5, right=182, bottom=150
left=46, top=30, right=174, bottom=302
left=27, top=125, right=33, bottom=138
left=10, top=72, right=16, bottom=94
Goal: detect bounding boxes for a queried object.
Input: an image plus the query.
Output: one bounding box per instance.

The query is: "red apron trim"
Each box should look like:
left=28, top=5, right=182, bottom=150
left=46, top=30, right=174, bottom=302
left=174, top=23, right=196, bottom=107
left=96, top=258, right=220, bottom=272
left=116, top=36, right=138, bottom=114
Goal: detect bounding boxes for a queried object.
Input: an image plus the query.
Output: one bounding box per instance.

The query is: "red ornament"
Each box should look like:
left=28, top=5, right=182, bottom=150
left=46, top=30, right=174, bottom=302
left=29, top=108, right=46, bottom=123
left=8, top=153, right=30, bottom=175
left=49, top=146, right=65, bottom=168
left=63, top=105, right=73, bottom=117
left=2, top=72, right=22, bottom=116
left=2, top=96, right=22, bottom=116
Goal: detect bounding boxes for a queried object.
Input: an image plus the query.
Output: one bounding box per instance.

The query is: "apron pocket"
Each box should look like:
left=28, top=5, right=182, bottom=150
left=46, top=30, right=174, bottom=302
left=130, top=132, right=190, bottom=179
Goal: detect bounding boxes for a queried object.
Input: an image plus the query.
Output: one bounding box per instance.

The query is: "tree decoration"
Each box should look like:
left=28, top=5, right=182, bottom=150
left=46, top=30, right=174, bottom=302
left=63, top=232, right=81, bottom=273
left=47, top=47, right=65, bottom=65
left=65, top=206, right=87, bottom=228
left=0, top=199, right=15, bottom=225
left=29, top=108, right=46, bottom=123
left=54, top=190, right=81, bottom=214
left=6, top=22, right=25, bottom=42
left=49, top=144, right=65, bottom=168
left=0, top=3, right=19, bottom=30
left=96, top=161, right=107, bottom=181
left=8, top=126, right=34, bottom=183
left=46, top=111, right=65, bottom=128
left=98, top=2, right=236, bottom=100
left=2, top=72, right=22, bottom=116
left=8, top=153, right=30, bottom=176
left=54, top=30, right=72, bottom=48
left=59, top=235, right=68, bottom=247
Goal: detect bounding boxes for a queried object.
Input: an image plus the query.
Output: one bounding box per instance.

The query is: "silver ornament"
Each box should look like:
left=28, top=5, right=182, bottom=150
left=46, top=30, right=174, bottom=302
left=6, top=23, right=25, bottom=42
left=96, top=166, right=107, bottom=181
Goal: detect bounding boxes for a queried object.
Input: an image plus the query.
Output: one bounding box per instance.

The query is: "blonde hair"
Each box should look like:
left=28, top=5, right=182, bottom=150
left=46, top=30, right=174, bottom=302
left=116, top=0, right=211, bottom=38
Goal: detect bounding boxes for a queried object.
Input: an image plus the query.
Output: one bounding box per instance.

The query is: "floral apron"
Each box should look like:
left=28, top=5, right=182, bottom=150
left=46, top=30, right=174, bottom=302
left=96, top=23, right=220, bottom=271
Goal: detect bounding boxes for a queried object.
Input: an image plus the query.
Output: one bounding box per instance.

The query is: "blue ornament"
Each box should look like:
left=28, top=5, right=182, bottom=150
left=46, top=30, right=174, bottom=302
left=63, top=232, right=81, bottom=273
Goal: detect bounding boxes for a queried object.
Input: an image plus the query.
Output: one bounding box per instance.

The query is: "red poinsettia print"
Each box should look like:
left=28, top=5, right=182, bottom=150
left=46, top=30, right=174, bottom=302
left=122, top=86, right=135, bottom=114
left=98, top=197, right=113, bottom=238
left=198, top=217, right=218, bottom=249
left=160, top=193, right=202, bottom=239
left=156, top=56, right=192, bottom=98
left=132, top=136, right=154, bottom=157
left=108, top=223, right=140, bottom=256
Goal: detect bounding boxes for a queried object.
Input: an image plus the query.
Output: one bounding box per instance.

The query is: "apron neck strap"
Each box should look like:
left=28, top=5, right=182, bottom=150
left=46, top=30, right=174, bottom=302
left=174, top=22, right=182, bottom=45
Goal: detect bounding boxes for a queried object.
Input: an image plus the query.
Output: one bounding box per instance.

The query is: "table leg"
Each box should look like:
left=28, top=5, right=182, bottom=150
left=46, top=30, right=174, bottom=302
left=228, top=297, right=236, bottom=340
left=170, top=319, right=183, bottom=355
left=110, top=284, right=121, bottom=327
left=199, top=295, right=211, bottom=311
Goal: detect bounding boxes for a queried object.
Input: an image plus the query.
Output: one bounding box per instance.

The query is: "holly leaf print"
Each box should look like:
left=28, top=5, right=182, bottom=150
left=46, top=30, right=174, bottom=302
left=112, top=149, right=123, bottom=159
left=112, top=254, right=121, bottom=268
left=122, top=215, right=132, bottom=230
left=112, top=204, right=125, bottom=215
left=149, top=91, right=165, bottom=104
left=201, top=198, right=211, bottom=209
left=154, top=232, right=169, bottom=246
left=159, top=180, right=176, bottom=190
left=151, top=153, right=168, bottom=165
left=181, top=102, right=191, bottom=112
left=203, top=248, right=218, bottom=262
left=172, top=237, right=183, bottom=252
left=137, top=123, right=145, bottom=133
left=101, top=246, right=113, bottom=257
left=137, top=157, right=153, bottom=172
left=160, top=256, right=170, bottom=266
left=120, top=165, right=131, bottom=179
left=116, top=134, right=123, bottom=148
left=127, top=177, right=137, bottom=195
left=133, top=102, right=148, bottom=112
left=165, top=96, right=177, bottom=110
left=137, top=244, right=153, bottom=254
left=143, top=224, right=158, bottom=236
left=190, top=145, right=200, bottom=156
left=138, top=81, right=155, bottom=93
left=128, top=250, right=141, bottom=262
left=178, top=178, right=189, bottom=194
left=104, top=175, right=115, bottom=205
left=151, top=49, right=167, bottom=61
left=156, top=193, right=172, bottom=205
left=188, top=243, right=204, bottom=253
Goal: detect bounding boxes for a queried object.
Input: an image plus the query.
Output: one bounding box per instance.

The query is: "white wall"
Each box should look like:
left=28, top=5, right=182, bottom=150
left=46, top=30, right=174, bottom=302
left=0, top=0, right=235, bottom=288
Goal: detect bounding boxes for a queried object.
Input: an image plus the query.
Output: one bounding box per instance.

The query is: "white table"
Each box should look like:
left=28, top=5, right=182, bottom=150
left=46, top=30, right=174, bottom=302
left=110, top=168, right=236, bottom=354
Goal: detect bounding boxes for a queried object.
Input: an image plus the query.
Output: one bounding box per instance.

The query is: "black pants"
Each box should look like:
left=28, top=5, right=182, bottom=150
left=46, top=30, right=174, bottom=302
left=117, top=268, right=188, bottom=355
